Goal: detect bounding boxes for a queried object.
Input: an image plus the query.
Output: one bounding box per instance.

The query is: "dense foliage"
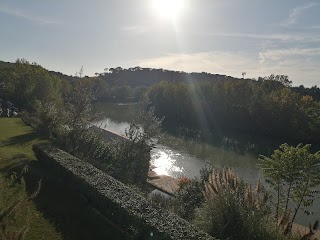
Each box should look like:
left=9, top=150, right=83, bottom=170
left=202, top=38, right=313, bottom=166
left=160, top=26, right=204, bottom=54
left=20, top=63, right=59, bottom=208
left=0, top=59, right=63, bottom=111
left=165, top=144, right=320, bottom=239
left=145, top=77, right=320, bottom=144
left=151, top=167, right=296, bottom=240
left=56, top=105, right=161, bottom=185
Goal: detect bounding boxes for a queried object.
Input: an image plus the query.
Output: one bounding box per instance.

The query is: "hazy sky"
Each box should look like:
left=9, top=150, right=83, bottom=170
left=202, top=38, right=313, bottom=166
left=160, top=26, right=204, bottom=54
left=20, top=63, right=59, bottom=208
left=1, top=0, right=320, bottom=86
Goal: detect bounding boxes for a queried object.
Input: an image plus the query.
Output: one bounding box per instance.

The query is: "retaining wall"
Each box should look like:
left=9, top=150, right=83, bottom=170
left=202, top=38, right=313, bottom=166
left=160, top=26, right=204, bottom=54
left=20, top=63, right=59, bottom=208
left=32, top=143, right=215, bottom=240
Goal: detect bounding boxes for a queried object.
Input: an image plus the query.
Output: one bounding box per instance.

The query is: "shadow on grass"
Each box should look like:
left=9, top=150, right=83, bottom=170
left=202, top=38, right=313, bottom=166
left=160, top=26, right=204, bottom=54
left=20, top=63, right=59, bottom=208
left=0, top=154, right=31, bottom=177
left=22, top=161, right=130, bottom=240
left=2, top=131, right=47, bottom=147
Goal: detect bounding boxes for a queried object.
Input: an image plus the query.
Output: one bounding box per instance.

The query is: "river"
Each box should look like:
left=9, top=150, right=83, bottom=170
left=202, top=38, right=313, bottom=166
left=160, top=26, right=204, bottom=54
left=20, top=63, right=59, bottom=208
left=93, top=102, right=319, bottom=225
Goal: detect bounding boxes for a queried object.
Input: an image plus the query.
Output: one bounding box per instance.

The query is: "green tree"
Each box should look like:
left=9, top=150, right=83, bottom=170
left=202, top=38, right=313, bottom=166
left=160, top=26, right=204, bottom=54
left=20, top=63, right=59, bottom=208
left=1, top=59, right=62, bottom=110
left=58, top=80, right=98, bottom=154
left=258, top=144, right=320, bottom=231
left=114, top=102, right=162, bottom=184
left=32, top=100, right=62, bottom=137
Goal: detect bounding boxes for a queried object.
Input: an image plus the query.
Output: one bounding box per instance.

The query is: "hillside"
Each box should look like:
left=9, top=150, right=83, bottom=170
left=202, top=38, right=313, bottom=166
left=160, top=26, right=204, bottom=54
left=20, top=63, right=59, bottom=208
left=1, top=60, right=320, bottom=101
left=97, top=67, right=239, bottom=87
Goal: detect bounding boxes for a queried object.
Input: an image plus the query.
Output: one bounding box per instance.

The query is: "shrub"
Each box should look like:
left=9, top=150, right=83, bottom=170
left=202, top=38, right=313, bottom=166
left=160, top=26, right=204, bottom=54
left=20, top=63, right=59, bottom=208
left=172, top=165, right=214, bottom=220
left=54, top=124, right=152, bottom=185
left=192, top=168, right=286, bottom=240
left=175, top=179, right=205, bottom=220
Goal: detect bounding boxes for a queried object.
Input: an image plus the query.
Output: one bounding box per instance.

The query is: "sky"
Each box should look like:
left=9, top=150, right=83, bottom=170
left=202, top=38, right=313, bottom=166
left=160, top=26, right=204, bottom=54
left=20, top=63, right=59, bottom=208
left=0, top=0, right=320, bottom=86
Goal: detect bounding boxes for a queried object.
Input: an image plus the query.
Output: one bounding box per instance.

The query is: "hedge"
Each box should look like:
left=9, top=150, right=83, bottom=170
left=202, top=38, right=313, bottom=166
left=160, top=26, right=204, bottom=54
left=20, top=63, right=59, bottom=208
left=32, top=143, right=215, bottom=240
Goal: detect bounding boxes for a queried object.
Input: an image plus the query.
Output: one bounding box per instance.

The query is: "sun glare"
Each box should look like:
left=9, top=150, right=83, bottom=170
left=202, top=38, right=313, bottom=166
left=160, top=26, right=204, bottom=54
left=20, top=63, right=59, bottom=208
left=152, top=0, right=184, bottom=19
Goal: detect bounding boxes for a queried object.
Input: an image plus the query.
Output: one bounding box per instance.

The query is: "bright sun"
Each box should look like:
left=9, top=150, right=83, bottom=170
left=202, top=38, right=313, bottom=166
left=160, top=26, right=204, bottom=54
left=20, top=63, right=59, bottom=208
left=152, top=0, right=184, bottom=19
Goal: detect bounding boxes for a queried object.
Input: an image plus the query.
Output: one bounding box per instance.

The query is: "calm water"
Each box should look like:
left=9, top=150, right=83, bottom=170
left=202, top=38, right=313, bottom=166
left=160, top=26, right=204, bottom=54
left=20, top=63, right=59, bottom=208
left=93, top=102, right=319, bottom=225
left=94, top=103, right=260, bottom=181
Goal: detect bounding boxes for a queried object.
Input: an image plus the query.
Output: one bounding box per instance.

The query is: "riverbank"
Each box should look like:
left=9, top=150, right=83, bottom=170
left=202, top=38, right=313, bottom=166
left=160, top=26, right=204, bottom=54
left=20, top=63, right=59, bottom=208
left=94, top=102, right=320, bottom=226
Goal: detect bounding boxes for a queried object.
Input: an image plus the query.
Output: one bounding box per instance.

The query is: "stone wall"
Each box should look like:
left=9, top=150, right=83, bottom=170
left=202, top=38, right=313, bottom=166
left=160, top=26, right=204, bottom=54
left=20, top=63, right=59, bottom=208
left=32, top=143, right=215, bottom=240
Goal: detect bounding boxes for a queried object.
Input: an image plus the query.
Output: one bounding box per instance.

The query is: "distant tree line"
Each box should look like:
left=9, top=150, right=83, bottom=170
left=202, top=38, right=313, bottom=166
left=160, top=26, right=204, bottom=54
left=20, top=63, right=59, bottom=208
left=53, top=66, right=238, bottom=102
left=293, top=85, right=320, bottom=102
left=3, top=59, right=319, bottom=103
left=96, top=66, right=237, bottom=87
left=145, top=75, right=320, bottom=144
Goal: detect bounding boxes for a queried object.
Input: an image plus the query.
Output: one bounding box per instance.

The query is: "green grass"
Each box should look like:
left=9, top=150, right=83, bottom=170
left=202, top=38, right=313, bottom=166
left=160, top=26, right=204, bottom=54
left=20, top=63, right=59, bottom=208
left=0, top=118, right=61, bottom=240
left=0, top=118, right=47, bottom=170
left=0, top=118, right=128, bottom=240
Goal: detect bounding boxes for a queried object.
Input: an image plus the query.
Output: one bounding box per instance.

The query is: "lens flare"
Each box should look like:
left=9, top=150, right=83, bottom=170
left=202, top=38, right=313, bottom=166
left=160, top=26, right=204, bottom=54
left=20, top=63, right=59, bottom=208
left=152, top=0, right=184, bottom=19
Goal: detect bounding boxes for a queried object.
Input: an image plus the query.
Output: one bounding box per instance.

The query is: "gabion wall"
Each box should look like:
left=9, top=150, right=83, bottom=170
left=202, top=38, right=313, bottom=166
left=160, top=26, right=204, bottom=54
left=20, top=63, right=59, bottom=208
left=33, top=143, right=215, bottom=240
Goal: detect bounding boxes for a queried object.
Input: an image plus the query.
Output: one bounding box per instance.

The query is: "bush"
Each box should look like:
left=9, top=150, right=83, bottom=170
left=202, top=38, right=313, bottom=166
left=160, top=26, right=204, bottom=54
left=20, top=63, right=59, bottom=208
left=174, top=179, right=205, bottom=220
left=192, top=168, right=287, bottom=240
left=53, top=101, right=162, bottom=186
left=172, top=165, right=214, bottom=220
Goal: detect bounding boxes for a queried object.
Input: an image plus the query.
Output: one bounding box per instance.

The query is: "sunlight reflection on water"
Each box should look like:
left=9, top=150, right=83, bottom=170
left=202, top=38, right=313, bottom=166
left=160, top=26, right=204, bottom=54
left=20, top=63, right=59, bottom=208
left=151, top=147, right=184, bottom=176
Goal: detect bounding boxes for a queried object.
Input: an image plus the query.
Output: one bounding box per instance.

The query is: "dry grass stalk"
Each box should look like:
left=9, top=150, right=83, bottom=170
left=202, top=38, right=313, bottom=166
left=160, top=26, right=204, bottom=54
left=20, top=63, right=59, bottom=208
left=279, top=211, right=291, bottom=231
left=203, top=167, right=240, bottom=200
left=203, top=167, right=270, bottom=211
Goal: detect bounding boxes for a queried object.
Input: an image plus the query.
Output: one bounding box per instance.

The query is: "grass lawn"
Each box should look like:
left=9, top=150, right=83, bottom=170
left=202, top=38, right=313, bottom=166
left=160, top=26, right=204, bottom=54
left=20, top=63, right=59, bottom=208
left=0, top=118, right=128, bottom=240
left=0, top=117, right=47, bottom=171
left=0, top=117, right=61, bottom=240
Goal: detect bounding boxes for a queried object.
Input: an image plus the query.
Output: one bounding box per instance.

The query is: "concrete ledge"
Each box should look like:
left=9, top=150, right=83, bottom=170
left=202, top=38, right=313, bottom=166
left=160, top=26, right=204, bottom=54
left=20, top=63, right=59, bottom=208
left=90, top=125, right=127, bottom=141
left=33, top=143, right=215, bottom=240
